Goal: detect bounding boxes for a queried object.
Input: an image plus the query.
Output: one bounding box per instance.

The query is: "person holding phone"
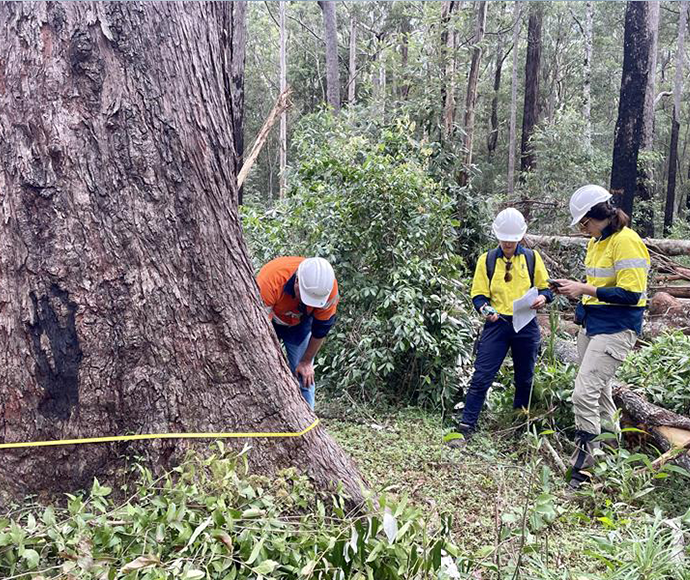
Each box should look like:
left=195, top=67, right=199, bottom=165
left=448, top=208, right=554, bottom=447
left=551, top=185, right=650, bottom=489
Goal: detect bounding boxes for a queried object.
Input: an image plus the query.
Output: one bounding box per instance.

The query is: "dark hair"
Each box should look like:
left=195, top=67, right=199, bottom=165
left=585, top=201, right=630, bottom=233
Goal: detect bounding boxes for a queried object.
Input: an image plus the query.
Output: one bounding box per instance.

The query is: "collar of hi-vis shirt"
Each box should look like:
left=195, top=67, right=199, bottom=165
left=488, top=246, right=533, bottom=316
left=594, top=224, right=614, bottom=242
left=283, top=273, right=308, bottom=314
left=495, top=244, right=527, bottom=259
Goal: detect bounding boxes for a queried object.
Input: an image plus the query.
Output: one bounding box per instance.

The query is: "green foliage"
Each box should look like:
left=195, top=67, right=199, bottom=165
left=242, top=112, right=477, bottom=409
left=619, top=332, right=690, bottom=416
left=0, top=447, right=458, bottom=580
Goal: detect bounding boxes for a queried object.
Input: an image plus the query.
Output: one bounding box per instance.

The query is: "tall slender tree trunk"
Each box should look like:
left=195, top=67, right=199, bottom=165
left=664, top=0, right=687, bottom=234
left=348, top=14, right=357, bottom=104
left=636, top=1, right=661, bottom=237
left=441, top=1, right=458, bottom=140
left=610, top=1, right=656, bottom=221
left=400, top=15, right=411, bottom=100
left=279, top=1, right=288, bottom=199
left=520, top=3, right=543, bottom=178
left=0, top=1, right=364, bottom=503
left=507, top=1, right=521, bottom=196
left=458, top=1, right=487, bottom=187
left=487, top=35, right=505, bottom=160
left=583, top=1, right=593, bottom=150
left=319, top=1, right=341, bottom=113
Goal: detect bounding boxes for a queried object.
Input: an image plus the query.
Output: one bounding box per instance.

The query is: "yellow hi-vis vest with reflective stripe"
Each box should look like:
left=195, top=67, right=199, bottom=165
left=582, top=227, right=650, bottom=307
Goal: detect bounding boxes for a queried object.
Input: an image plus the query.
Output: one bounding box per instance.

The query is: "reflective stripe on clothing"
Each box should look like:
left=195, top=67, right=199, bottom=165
left=581, top=227, right=650, bottom=308
left=470, top=246, right=551, bottom=316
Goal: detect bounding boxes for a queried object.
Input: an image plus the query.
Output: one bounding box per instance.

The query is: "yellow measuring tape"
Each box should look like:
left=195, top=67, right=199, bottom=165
left=0, top=418, right=320, bottom=450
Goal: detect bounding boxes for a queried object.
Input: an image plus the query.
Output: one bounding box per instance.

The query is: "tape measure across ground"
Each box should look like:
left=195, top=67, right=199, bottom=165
left=0, top=418, right=320, bottom=450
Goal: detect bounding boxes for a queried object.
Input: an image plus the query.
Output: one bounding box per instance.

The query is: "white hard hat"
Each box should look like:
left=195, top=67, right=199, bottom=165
left=569, top=185, right=612, bottom=226
left=492, top=208, right=527, bottom=242
left=297, top=257, right=335, bottom=308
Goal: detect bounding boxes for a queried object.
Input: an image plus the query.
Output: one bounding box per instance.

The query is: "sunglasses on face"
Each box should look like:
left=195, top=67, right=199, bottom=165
left=504, top=260, right=513, bottom=282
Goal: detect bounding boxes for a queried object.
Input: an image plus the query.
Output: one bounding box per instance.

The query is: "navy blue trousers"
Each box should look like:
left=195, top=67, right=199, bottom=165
left=461, top=317, right=541, bottom=429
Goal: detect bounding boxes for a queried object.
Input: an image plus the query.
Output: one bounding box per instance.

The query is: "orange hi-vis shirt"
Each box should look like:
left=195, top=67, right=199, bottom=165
left=256, top=257, right=339, bottom=339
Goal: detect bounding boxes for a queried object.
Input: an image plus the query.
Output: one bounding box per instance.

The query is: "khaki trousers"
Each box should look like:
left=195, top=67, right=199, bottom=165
left=569, top=328, right=637, bottom=478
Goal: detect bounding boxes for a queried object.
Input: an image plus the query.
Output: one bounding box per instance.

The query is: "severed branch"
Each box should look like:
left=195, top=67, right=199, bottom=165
left=237, top=87, right=292, bottom=189
left=613, top=384, right=690, bottom=473
left=526, top=234, right=690, bottom=256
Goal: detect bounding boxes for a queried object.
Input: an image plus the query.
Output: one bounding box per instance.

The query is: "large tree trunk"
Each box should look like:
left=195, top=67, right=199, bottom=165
left=610, top=1, right=655, bottom=222
left=229, top=2, right=247, bottom=205
left=664, top=1, right=687, bottom=235
left=507, top=1, right=521, bottom=195
left=458, top=0, right=487, bottom=187
left=519, top=3, right=543, bottom=177
left=319, top=1, right=341, bottom=113
left=0, top=1, right=364, bottom=503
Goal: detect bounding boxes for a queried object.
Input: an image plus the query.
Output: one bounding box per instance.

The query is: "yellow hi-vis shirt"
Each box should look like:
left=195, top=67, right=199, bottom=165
left=582, top=226, right=650, bottom=307
left=470, top=248, right=551, bottom=316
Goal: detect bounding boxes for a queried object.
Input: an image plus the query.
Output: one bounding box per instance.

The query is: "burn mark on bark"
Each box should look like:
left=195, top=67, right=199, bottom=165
left=69, top=28, right=104, bottom=109
left=28, top=285, right=83, bottom=420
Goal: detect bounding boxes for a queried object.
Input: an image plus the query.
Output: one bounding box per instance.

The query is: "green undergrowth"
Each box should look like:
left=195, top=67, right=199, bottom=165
left=322, top=396, right=690, bottom=578
left=0, top=444, right=457, bottom=580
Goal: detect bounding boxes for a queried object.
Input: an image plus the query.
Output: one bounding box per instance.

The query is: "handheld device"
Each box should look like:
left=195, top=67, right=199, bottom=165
left=480, top=304, right=498, bottom=318
left=547, top=279, right=563, bottom=288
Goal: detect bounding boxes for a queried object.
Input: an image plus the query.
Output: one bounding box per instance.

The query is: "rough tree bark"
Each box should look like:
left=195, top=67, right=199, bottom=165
left=664, top=0, right=687, bottom=235
left=0, top=2, right=364, bottom=503
left=318, top=1, right=341, bottom=113
left=519, top=2, right=543, bottom=177
left=228, top=2, right=247, bottom=205
left=458, top=0, right=487, bottom=187
left=610, top=1, right=655, bottom=222
left=507, top=1, right=521, bottom=196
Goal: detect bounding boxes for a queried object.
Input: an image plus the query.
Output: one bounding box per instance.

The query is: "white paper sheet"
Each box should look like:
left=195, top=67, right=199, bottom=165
left=512, top=287, right=538, bottom=333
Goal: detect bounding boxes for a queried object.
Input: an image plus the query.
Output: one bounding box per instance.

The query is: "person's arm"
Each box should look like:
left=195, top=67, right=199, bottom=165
left=295, top=336, right=326, bottom=387
left=596, top=237, right=649, bottom=304
left=531, top=251, right=553, bottom=309
left=470, top=253, right=491, bottom=314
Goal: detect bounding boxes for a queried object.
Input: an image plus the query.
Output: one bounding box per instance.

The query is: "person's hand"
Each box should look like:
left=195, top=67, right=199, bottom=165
left=530, top=295, right=547, bottom=310
left=295, top=360, right=315, bottom=387
left=553, top=279, right=587, bottom=299
left=486, top=313, right=499, bottom=323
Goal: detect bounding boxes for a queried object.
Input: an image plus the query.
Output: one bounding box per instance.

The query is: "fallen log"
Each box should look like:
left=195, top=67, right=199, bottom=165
left=526, top=234, right=690, bottom=257
left=649, top=285, right=690, bottom=299
left=612, top=384, right=690, bottom=472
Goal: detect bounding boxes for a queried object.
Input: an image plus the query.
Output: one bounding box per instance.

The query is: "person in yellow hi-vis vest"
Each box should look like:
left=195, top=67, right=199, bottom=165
left=447, top=208, right=553, bottom=448
left=552, top=185, right=650, bottom=490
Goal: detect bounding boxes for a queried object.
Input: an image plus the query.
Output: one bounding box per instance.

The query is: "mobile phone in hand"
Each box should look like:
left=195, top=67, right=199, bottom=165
left=547, top=279, right=563, bottom=288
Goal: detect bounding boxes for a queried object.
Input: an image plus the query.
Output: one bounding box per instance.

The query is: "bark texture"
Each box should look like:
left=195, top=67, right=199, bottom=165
left=610, top=1, right=655, bottom=221
left=0, top=2, right=364, bottom=504
left=507, top=1, right=521, bottom=195
left=519, top=3, right=542, bottom=175
left=487, top=35, right=504, bottom=160
left=228, top=2, right=247, bottom=205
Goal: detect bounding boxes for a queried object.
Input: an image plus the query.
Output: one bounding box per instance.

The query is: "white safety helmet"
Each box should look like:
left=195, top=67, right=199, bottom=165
left=297, top=257, right=335, bottom=308
left=492, top=208, right=527, bottom=242
left=569, top=185, right=612, bottom=227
